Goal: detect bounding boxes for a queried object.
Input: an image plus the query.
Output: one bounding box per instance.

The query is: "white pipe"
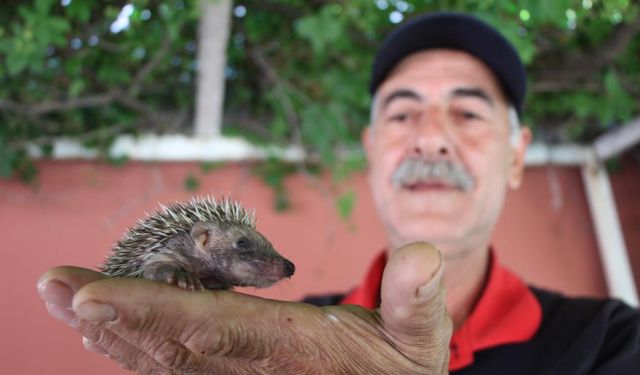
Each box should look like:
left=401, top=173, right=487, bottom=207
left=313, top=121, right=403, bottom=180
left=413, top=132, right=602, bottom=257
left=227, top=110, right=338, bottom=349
left=27, top=134, right=306, bottom=162
left=524, top=143, right=591, bottom=166
left=28, top=137, right=590, bottom=165
left=594, top=116, right=640, bottom=160
left=581, top=155, right=639, bottom=307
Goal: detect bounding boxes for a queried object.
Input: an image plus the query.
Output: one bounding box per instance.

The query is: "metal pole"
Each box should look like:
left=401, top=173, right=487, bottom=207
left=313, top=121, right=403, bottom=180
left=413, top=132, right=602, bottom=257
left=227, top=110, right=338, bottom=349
left=581, top=154, right=639, bottom=307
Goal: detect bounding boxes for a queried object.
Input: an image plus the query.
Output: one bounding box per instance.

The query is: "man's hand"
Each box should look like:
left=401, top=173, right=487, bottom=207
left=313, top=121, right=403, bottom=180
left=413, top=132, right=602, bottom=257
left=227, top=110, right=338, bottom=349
left=37, top=242, right=451, bottom=374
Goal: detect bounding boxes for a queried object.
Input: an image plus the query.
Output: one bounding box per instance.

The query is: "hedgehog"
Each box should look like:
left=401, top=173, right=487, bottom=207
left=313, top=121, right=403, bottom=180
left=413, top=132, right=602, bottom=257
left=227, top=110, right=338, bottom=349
left=101, top=196, right=295, bottom=291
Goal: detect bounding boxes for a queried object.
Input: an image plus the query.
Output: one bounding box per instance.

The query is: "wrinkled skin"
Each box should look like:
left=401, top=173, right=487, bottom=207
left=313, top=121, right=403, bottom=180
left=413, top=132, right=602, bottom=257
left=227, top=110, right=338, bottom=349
left=39, top=243, right=452, bottom=374
left=364, top=50, right=531, bottom=255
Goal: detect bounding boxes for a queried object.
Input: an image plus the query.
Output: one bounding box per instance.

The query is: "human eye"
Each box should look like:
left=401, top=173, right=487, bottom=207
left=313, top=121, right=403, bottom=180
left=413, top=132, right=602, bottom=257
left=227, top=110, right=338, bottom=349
left=387, top=112, right=411, bottom=123
left=452, top=108, right=485, bottom=124
left=460, top=110, right=481, bottom=120
left=383, top=104, right=419, bottom=125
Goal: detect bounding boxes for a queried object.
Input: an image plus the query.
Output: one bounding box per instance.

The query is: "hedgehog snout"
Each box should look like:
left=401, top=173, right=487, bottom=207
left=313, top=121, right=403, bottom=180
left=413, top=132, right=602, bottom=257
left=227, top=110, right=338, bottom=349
left=283, top=259, right=295, bottom=278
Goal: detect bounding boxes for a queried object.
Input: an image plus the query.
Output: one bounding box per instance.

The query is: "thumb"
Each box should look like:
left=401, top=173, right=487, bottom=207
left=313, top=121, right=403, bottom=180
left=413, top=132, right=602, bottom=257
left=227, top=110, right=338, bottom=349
left=379, top=242, right=451, bottom=368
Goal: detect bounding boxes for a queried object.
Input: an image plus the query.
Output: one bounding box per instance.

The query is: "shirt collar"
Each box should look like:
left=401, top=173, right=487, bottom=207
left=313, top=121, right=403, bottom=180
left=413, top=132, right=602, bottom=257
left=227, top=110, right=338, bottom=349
left=340, top=249, right=542, bottom=371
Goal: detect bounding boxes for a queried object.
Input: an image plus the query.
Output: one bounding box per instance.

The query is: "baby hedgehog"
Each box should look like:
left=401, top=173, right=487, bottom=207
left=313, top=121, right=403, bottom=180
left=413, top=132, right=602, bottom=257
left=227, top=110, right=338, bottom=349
left=101, top=196, right=295, bottom=291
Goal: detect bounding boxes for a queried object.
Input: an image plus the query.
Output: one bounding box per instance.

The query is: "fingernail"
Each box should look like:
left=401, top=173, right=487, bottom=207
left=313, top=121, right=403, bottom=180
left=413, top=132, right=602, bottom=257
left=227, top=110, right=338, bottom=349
left=417, top=254, right=444, bottom=300
left=37, top=279, right=74, bottom=307
left=45, top=302, right=78, bottom=326
left=75, top=301, right=117, bottom=322
left=119, top=362, right=133, bottom=370
left=83, top=336, right=109, bottom=356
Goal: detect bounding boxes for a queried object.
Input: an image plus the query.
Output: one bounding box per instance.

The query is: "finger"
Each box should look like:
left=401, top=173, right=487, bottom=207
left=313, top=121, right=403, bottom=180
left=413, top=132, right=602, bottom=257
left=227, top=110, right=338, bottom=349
left=194, top=278, right=204, bottom=292
left=82, top=336, right=108, bottom=355
left=45, top=301, right=78, bottom=326
left=76, top=320, right=169, bottom=374
left=177, top=275, right=186, bottom=290
left=78, top=312, right=260, bottom=374
left=104, top=326, right=254, bottom=375
left=38, top=266, right=109, bottom=298
left=38, top=266, right=109, bottom=324
left=379, top=242, right=451, bottom=368
left=72, top=278, right=273, bottom=354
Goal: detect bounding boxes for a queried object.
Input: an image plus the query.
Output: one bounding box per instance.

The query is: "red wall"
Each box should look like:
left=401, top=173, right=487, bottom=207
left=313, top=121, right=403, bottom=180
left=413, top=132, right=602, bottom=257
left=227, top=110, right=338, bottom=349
left=610, top=156, right=640, bottom=292
left=1, top=160, right=637, bottom=375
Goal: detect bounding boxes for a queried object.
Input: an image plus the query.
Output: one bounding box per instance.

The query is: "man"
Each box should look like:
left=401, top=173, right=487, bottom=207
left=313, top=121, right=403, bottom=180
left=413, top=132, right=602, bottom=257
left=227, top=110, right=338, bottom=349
left=38, top=12, right=639, bottom=374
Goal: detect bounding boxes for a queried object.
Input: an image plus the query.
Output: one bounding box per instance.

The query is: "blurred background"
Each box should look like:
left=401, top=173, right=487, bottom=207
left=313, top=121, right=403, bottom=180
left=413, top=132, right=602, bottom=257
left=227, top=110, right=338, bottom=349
left=1, top=0, right=639, bottom=374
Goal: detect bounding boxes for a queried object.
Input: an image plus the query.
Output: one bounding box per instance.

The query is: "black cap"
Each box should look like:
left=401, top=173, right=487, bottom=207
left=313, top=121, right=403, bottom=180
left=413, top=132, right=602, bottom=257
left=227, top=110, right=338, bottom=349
left=370, top=12, right=526, bottom=116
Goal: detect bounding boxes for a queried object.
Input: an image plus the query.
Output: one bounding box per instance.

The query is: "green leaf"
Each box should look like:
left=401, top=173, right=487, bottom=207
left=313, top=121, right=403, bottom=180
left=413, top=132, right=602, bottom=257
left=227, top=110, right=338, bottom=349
left=66, top=0, right=93, bottom=22
left=295, top=6, right=346, bottom=55
left=15, top=154, right=38, bottom=184
left=47, top=18, right=72, bottom=37
left=274, top=186, right=290, bottom=212
left=605, top=157, right=622, bottom=173
left=601, top=69, right=635, bottom=125
left=184, top=172, right=200, bottom=192
left=336, top=189, right=356, bottom=221
left=333, top=152, right=367, bottom=182
left=0, top=133, right=16, bottom=178
left=0, top=157, right=14, bottom=178
left=64, top=58, right=83, bottom=77
left=200, top=161, right=223, bottom=173
left=251, top=158, right=296, bottom=211
left=69, top=79, right=86, bottom=97
left=41, top=144, right=54, bottom=158
left=97, top=65, right=132, bottom=85
left=107, top=155, right=129, bottom=167
left=6, top=52, right=30, bottom=76
left=35, top=0, right=55, bottom=14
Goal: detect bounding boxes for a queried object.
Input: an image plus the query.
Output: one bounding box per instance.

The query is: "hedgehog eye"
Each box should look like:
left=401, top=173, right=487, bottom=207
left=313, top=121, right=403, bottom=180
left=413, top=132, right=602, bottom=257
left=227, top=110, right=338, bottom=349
left=235, top=237, right=251, bottom=249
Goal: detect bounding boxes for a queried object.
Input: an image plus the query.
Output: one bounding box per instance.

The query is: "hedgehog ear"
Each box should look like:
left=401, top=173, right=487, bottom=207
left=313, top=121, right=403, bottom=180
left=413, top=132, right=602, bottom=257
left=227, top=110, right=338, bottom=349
left=191, top=221, right=211, bottom=254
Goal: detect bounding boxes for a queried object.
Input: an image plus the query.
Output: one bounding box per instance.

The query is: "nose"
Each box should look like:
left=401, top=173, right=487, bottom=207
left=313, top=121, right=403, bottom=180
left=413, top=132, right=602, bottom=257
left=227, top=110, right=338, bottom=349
left=283, top=259, right=295, bottom=277
left=412, top=108, right=451, bottom=158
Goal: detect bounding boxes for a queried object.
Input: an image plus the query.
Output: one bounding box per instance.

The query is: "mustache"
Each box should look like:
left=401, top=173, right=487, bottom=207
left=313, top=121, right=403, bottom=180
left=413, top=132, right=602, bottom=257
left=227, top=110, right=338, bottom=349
left=391, top=157, right=476, bottom=191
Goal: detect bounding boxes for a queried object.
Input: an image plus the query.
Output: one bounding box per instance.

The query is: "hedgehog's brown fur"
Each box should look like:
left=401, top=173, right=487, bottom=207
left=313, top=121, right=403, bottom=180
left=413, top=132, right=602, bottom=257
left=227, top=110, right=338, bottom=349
left=101, top=196, right=294, bottom=290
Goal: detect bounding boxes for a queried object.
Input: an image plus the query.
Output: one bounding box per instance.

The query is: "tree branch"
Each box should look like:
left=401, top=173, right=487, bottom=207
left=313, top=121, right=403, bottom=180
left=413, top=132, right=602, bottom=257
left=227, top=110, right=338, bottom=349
left=244, top=0, right=305, bottom=18
left=533, top=13, right=640, bottom=91
left=0, top=33, right=174, bottom=125
left=130, top=32, right=173, bottom=94
left=246, top=43, right=303, bottom=146
left=223, top=111, right=273, bottom=139
left=0, top=93, right=116, bottom=115
left=243, top=0, right=333, bottom=18
left=531, top=80, right=601, bottom=93
left=246, top=41, right=335, bottom=200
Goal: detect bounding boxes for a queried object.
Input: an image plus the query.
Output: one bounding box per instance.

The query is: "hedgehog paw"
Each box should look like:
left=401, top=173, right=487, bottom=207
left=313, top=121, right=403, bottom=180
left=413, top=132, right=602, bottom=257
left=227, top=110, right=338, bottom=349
left=165, top=270, right=204, bottom=292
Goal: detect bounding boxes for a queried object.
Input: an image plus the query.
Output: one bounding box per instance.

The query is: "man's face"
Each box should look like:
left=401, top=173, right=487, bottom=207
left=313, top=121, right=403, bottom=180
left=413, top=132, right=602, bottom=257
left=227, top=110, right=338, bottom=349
left=363, top=49, right=531, bottom=255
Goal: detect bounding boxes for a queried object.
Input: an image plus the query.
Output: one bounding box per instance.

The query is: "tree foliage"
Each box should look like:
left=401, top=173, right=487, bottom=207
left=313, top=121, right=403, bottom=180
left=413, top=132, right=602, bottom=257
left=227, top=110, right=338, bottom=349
left=0, top=0, right=200, bottom=181
left=1, top=0, right=639, bottom=186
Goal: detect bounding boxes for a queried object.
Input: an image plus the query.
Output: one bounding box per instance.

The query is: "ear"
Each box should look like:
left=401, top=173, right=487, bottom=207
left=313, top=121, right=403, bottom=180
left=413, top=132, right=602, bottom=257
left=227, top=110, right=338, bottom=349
left=190, top=221, right=211, bottom=254
left=508, top=126, right=532, bottom=189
